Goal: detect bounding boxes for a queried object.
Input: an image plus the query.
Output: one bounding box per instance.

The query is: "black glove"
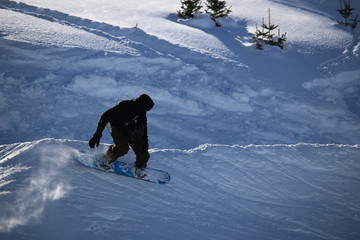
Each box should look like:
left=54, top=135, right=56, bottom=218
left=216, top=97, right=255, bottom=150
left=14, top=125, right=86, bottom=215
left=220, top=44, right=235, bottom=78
left=89, top=132, right=102, bottom=148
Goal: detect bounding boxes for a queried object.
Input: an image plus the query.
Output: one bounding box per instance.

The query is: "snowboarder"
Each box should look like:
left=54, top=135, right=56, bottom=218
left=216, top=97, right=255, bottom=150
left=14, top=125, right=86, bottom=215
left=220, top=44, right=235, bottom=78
left=88, top=94, right=154, bottom=177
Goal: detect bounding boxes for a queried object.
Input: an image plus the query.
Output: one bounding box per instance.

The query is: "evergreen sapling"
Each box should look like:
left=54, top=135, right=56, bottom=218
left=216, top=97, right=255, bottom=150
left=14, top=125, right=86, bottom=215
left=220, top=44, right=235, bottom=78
left=336, top=0, right=359, bottom=28
left=205, top=0, right=232, bottom=26
left=178, top=0, right=203, bottom=19
left=251, top=8, right=287, bottom=50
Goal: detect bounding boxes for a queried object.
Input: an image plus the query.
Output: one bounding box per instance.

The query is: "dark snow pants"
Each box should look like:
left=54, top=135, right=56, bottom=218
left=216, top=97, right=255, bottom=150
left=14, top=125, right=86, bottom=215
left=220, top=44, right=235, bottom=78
left=104, top=126, right=150, bottom=168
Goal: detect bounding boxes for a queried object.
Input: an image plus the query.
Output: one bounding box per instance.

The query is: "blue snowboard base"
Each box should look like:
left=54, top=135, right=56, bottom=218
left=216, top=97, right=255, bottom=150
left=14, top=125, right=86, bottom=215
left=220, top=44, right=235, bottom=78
left=77, top=153, right=170, bottom=184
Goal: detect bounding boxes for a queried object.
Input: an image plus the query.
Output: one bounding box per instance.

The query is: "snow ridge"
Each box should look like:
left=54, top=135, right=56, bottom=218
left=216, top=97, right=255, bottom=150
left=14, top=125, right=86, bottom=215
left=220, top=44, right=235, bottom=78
left=181, top=142, right=360, bottom=153
left=0, top=138, right=359, bottom=239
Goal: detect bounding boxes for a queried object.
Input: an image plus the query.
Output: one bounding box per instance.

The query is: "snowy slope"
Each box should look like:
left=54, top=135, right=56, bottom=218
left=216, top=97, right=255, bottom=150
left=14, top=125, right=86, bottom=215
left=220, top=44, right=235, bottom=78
left=0, top=0, right=360, bottom=239
left=1, top=139, right=359, bottom=240
left=1, top=0, right=360, bottom=147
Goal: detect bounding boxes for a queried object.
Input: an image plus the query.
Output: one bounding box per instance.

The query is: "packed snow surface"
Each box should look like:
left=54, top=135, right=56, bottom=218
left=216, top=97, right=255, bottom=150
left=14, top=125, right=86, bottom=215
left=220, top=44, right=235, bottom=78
left=0, top=0, right=360, bottom=239
left=1, top=139, right=360, bottom=240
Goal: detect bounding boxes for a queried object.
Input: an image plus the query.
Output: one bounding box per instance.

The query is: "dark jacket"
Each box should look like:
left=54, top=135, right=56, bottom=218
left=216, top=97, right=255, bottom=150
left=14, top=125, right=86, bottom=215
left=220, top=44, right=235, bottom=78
left=93, top=95, right=154, bottom=144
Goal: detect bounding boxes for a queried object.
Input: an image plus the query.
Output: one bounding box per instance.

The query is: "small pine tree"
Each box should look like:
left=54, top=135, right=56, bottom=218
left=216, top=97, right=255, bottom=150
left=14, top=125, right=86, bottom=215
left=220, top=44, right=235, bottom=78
left=205, top=0, right=232, bottom=27
left=178, top=0, right=203, bottom=19
left=251, top=8, right=287, bottom=50
left=337, top=0, right=354, bottom=25
left=337, top=0, right=359, bottom=28
left=351, top=14, right=359, bottom=29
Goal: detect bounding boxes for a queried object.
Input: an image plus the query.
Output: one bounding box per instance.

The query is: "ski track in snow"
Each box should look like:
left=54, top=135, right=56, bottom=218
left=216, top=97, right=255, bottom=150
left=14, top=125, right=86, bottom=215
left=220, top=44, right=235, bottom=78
left=0, top=0, right=236, bottom=62
left=0, top=139, right=359, bottom=239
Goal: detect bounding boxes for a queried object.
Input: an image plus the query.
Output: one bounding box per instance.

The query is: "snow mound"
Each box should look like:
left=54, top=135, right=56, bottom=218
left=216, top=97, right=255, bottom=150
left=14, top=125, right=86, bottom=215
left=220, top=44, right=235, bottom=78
left=0, top=9, right=140, bottom=56
left=11, top=0, right=356, bottom=51
left=1, top=139, right=359, bottom=240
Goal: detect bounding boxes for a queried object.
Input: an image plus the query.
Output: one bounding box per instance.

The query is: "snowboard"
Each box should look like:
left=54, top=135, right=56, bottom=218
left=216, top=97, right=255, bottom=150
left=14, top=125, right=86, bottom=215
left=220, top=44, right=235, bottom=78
left=77, top=153, right=170, bottom=184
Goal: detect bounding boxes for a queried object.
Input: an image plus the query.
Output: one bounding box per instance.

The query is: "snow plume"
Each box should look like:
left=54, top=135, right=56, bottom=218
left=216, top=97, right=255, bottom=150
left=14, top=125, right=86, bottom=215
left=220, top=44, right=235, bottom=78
left=0, top=139, right=73, bottom=232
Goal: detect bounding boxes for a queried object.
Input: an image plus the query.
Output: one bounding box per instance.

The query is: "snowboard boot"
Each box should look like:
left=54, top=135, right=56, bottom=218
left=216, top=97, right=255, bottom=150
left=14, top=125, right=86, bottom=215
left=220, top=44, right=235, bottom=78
left=99, top=154, right=114, bottom=170
left=135, top=166, right=147, bottom=178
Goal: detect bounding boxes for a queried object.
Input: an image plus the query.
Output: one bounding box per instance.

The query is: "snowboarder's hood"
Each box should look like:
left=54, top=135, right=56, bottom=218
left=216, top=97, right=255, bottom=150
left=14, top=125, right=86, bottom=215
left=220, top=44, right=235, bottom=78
left=135, top=94, right=154, bottom=112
